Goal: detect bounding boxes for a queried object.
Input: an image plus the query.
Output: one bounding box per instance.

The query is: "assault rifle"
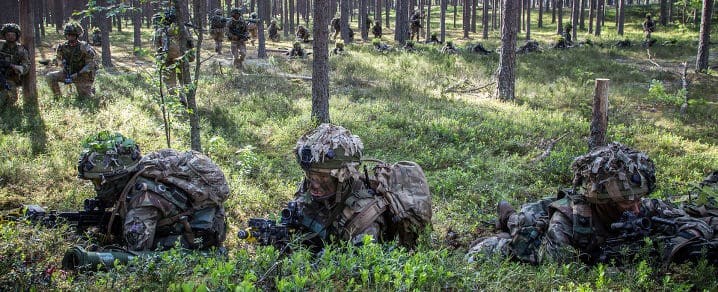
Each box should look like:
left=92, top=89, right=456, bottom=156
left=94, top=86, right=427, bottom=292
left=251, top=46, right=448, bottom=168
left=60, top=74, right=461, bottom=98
left=61, top=59, right=73, bottom=84
left=0, top=59, right=13, bottom=90
left=1, top=198, right=122, bottom=236
left=596, top=211, right=677, bottom=263
left=229, top=21, right=249, bottom=41
left=237, top=201, right=305, bottom=246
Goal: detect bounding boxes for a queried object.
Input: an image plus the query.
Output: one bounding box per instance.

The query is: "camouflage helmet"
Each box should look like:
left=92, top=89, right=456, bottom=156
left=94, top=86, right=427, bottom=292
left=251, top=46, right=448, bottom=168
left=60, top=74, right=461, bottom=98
left=213, top=8, right=223, bottom=15
left=571, top=142, right=656, bottom=204
left=335, top=40, right=344, bottom=48
left=163, top=8, right=177, bottom=24
left=564, top=23, right=572, bottom=30
left=271, top=19, right=277, bottom=24
left=152, top=13, right=163, bottom=26
left=250, top=12, right=258, bottom=19
left=293, top=41, right=302, bottom=48
left=295, top=124, right=363, bottom=172
left=230, top=7, right=242, bottom=16
left=645, top=13, right=652, bottom=18
left=63, top=22, right=84, bottom=37
left=77, top=131, right=142, bottom=180
left=1, top=23, right=21, bottom=38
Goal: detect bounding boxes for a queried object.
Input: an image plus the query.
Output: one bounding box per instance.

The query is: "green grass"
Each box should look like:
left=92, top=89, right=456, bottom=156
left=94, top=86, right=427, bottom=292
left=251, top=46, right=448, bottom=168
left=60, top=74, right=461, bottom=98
left=1, top=7, right=717, bottom=290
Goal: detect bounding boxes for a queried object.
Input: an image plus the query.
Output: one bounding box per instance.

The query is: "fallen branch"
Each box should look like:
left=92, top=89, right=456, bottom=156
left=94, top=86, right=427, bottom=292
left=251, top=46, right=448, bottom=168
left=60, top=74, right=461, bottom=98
left=531, top=132, right=569, bottom=164
left=442, top=78, right=467, bottom=93
left=236, top=72, right=312, bottom=80
left=447, top=82, right=496, bottom=93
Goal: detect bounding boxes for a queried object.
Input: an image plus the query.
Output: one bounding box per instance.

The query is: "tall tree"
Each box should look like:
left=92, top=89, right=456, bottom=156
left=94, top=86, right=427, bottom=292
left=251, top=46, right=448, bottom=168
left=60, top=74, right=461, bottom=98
left=483, top=0, right=489, bottom=38
left=579, top=0, right=586, bottom=30
left=572, top=0, right=579, bottom=30
left=660, top=0, right=669, bottom=25
left=463, top=0, right=471, bottom=38
left=341, top=0, right=351, bottom=42
left=361, top=0, right=369, bottom=40
left=588, top=0, right=594, bottom=33
left=617, top=0, right=625, bottom=35
left=594, top=0, right=602, bottom=36
left=526, top=0, right=531, bottom=39
left=99, top=0, right=113, bottom=68
left=132, top=0, right=142, bottom=55
left=21, top=0, right=47, bottom=154
left=257, top=0, right=268, bottom=58
left=175, top=0, right=201, bottom=151
left=556, top=0, right=563, bottom=34
left=441, top=0, right=447, bottom=42
left=496, top=0, right=519, bottom=100
left=312, top=0, right=331, bottom=123
left=538, top=0, right=544, bottom=27
left=395, top=0, right=410, bottom=44
left=696, top=0, right=713, bottom=72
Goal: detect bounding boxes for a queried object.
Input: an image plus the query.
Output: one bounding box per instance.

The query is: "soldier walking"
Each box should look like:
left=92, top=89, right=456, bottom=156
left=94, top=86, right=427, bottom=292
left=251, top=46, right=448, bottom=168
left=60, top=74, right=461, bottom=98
left=226, top=8, right=248, bottom=70
left=209, top=9, right=228, bottom=54
left=153, top=9, right=194, bottom=103
left=46, top=22, right=97, bottom=100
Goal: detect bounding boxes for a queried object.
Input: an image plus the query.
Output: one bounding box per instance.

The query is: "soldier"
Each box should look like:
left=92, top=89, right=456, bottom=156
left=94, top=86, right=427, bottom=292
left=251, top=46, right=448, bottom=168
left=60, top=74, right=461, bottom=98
left=468, top=42, right=492, bottom=55
left=208, top=9, right=228, bottom=54
left=77, top=131, right=228, bottom=251
left=226, top=8, right=248, bottom=70
left=153, top=9, right=194, bottom=102
left=563, top=24, right=573, bottom=46
left=247, top=12, right=259, bottom=46
left=91, top=28, right=102, bottom=46
left=372, top=38, right=391, bottom=52
left=467, top=142, right=718, bottom=266
left=371, top=20, right=383, bottom=39
left=409, top=11, right=424, bottom=43
left=286, top=41, right=307, bottom=59
left=46, top=21, right=97, bottom=100
left=289, top=124, right=428, bottom=249
left=402, top=40, right=417, bottom=52
left=0, top=23, right=30, bottom=109
left=268, top=19, right=281, bottom=42
left=331, top=17, right=341, bottom=40
left=642, top=14, right=657, bottom=47
left=296, top=25, right=310, bottom=43
left=440, top=40, right=459, bottom=54
left=428, top=31, right=442, bottom=45
left=330, top=40, right=345, bottom=56
left=516, top=40, right=541, bottom=54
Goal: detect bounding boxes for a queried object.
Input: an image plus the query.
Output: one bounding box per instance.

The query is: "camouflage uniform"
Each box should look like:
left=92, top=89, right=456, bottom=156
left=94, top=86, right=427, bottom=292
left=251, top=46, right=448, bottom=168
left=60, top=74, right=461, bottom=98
left=247, top=13, right=259, bottom=46
left=287, top=42, right=307, bottom=59
left=428, top=33, right=442, bottom=45
left=468, top=43, right=492, bottom=54
left=371, top=22, right=382, bottom=39
left=77, top=131, right=228, bottom=251
left=440, top=41, right=459, bottom=54
left=296, top=25, right=310, bottom=42
left=226, top=8, right=248, bottom=70
left=331, top=18, right=341, bottom=39
left=290, top=124, right=390, bottom=247
left=0, top=23, right=30, bottom=109
left=154, top=14, right=193, bottom=100
left=410, top=11, right=423, bottom=43
left=467, top=143, right=718, bottom=265
left=642, top=15, right=656, bottom=46
left=268, top=20, right=281, bottom=42
left=46, top=22, right=97, bottom=99
left=91, top=29, right=102, bottom=46
left=209, top=9, right=228, bottom=54
left=330, top=41, right=345, bottom=56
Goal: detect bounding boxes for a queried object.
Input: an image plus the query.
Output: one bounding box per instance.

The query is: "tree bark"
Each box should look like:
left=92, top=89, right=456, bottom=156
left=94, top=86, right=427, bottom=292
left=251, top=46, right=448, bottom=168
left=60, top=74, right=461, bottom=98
left=177, top=0, right=201, bottom=151
left=99, top=0, right=113, bottom=68
left=594, top=0, right=601, bottom=36
left=21, top=0, right=47, bottom=154
left=526, top=0, right=531, bottom=39
left=556, top=0, right=562, bottom=34
left=341, top=0, right=351, bottom=42
left=588, top=79, right=609, bottom=150
left=696, top=0, right=713, bottom=72
left=617, top=0, right=624, bottom=35
left=463, top=0, right=471, bottom=38
left=312, top=0, right=331, bottom=123
left=483, top=0, right=489, bottom=38
left=538, top=0, right=544, bottom=27
left=395, top=0, right=409, bottom=44
left=258, top=0, right=268, bottom=58
left=496, top=0, right=519, bottom=100
left=588, top=0, right=594, bottom=33
left=660, top=0, right=668, bottom=25
left=441, top=0, right=447, bottom=42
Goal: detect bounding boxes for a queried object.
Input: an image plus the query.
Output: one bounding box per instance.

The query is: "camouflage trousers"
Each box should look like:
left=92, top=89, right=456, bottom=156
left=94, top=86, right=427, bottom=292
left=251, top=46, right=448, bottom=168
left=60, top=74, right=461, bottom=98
left=46, top=70, right=95, bottom=99
left=210, top=29, right=224, bottom=54
left=160, top=60, right=187, bottom=101
left=248, top=25, right=258, bottom=46
left=410, top=25, right=421, bottom=42
left=230, top=40, right=246, bottom=70
left=0, top=80, right=20, bottom=108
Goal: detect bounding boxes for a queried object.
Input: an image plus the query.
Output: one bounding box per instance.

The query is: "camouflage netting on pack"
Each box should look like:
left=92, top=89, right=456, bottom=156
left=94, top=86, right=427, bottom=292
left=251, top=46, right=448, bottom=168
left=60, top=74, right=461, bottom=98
left=78, top=131, right=142, bottom=180
left=295, top=123, right=363, bottom=172
left=571, top=142, right=656, bottom=204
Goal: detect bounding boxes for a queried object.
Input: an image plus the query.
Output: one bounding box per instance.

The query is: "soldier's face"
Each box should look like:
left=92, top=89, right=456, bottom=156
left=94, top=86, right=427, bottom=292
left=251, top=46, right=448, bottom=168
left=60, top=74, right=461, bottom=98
left=4, top=32, right=17, bottom=42
left=305, top=171, right=338, bottom=198
left=615, top=198, right=640, bottom=214
left=66, top=34, right=78, bottom=42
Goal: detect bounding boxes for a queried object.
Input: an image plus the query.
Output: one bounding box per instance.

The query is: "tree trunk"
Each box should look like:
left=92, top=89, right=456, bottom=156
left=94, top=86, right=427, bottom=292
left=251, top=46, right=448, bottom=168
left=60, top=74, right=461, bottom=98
left=132, top=0, right=142, bottom=54
left=617, top=0, right=624, bottom=35
left=538, top=0, right=544, bottom=27
left=588, top=0, right=594, bottom=33
left=395, top=0, right=409, bottom=44
left=258, top=0, right=268, bottom=58
left=341, top=0, right=351, bottom=42
left=526, top=0, right=531, bottom=39
left=453, top=0, right=458, bottom=28
left=660, top=0, right=668, bottom=25
left=572, top=0, right=579, bottom=30
left=483, top=0, right=489, bottom=37
left=551, top=0, right=556, bottom=23
left=441, top=0, right=447, bottom=42
left=556, top=0, right=562, bottom=34
left=361, top=0, right=369, bottom=40
left=696, top=0, right=713, bottom=72
left=0, top=0, right=19, bottom=24
left=386, top=0, right=390, bottom=28
left=176, top=0, right=201, bottom=151
left=588, top=79, right=609, bottom=150
left=496, top=0, right=519, bottom=100
left=312, top=0, right=331, bottom=123
left=21, top=0, right=47, bottom=154
left=426, top=0, right=433, bottom=41
left=594, top=0, right=601, bottom=36
left=579, top=0, right=585, bottom=30
left=99, top=0, right=113, bottom=68
left=472, top=0, right=478, bottom=32
left=463, top=0, right=471, bottom=38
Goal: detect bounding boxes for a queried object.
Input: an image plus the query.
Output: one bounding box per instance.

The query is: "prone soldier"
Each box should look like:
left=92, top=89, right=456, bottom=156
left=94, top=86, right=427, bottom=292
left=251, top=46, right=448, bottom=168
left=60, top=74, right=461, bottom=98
left=286, top=41, right=308, bottom=59
left=46, top=22, right=97, bottom=100
left=0, top=23, right=30, bottom=109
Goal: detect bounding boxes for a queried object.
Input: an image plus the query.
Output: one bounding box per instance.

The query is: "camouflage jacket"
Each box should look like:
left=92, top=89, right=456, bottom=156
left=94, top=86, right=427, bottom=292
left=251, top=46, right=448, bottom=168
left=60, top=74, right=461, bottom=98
left=209, top=15, right=228, bottom=29
left=293, top=177, right=388, bottom=247
left=153, top=23, right=193, bottom=60
left=0, top=40, right=30, bottom=82
left=226, top=17, right=248, bottom=41
left=56, top=41, right=96, bottom=75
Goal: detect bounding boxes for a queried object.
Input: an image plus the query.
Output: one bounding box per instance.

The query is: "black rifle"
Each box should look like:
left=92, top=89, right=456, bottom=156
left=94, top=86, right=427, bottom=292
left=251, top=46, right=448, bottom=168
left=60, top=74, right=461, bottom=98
left=1, top=198, right=122, bottom=236
left=237, top=201, right=304, bottom=246
left=0, top=59, right=13, bottom=90
left=596, top=211, right=677, bottom=263
left=229, top=20, right=249, bottom=41
left=61, top=59, right=73, bottom=84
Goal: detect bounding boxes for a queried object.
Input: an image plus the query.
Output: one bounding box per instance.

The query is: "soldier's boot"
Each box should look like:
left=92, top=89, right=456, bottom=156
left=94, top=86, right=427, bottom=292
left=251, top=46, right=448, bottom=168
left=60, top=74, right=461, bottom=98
left=49, top=82, right=63, bottom=100
left=495, top=200, right=516, bottom=232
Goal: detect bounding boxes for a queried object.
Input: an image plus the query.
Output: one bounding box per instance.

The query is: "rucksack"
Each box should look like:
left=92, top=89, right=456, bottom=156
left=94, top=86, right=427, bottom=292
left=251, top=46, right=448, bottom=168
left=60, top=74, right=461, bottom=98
left=365, top=159, right=432, bottom=247
left=139, top=149, right=230, bottom=210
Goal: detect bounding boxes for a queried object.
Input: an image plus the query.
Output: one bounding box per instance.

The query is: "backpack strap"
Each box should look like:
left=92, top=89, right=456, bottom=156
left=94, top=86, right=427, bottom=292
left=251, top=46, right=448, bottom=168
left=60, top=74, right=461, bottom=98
left=344, top=196, right=388, bottom=238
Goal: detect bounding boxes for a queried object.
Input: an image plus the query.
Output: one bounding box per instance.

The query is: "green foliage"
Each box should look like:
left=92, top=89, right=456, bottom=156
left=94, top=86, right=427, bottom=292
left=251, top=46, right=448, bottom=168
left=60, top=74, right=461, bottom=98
left=648, top=79, right=685, bottom=107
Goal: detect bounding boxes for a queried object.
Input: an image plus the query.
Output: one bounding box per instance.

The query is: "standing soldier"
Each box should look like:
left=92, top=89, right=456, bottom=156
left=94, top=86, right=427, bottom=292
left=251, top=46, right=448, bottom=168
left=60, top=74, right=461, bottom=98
left=46, top=21, right=97, bottom=100
left=247, top=12, right=259, bottom=46
left=226, top=8, right=248, bottom=71
left=296, top=25, right=310, bottom=42
left=154, top=9, right=194, bottom=103
left=409, top=11, right=424, bottom=43
left=0, top=23, right=30, bottom=109
left=371, top=20, right=383, bottom=39
left=642, top=14, right=657, bottom=46
left=268, top=19, right=281, bottom=42
left=209, top=9, right=228, bottom=54
left=330, top=17, right=341, bottom=39
left=91, top=28, right=102, bottom=46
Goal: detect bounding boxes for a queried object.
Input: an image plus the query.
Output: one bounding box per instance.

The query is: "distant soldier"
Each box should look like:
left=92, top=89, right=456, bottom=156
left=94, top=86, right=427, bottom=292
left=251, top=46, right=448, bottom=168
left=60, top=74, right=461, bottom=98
left=516, top=40, right=541, bottom=54
left=409, top=11, right=424, bottom=43
left=209, top=9, right=228, bottom=54
left=296, top=25, right=310, bottom=43
left=440, top=40, right=459, bottom=54
left=0, top=23, right=30, bottom=109
left=371, top=20, right=382, bottom=39
left=330, top=40, right=345, bottom=56
left=468, top=42, right=492, bottom=55
left=642, top=14, right=657, bottom=47
left=268, top=19, right=281, bottom=42
left=286, top=41, right=307, bottom=59
left=153, top=9, right=194, bottom=102
left=562, top=24, right=573, bottom=46
left=428, top=32, right=442, bottom=45
left=247, top=12, right=259, bottom=46
left=372, top=38, right=391, bottom=52
left=46, top=22, right=97, bottom=100
left=402, top=40, right=417, bottom=52
left=226, top=8, right=249, bottom=70
left=91, top=28, right=102, bottom=46
left=331, top=17, right=341, bottom=39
